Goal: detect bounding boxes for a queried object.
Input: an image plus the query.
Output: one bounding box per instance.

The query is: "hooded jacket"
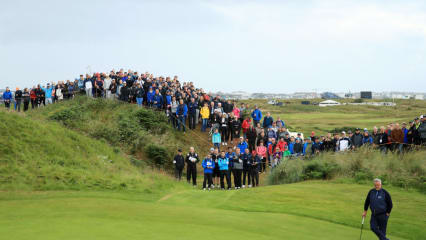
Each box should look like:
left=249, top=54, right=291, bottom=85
left=202, top=158, right=215, bottom=174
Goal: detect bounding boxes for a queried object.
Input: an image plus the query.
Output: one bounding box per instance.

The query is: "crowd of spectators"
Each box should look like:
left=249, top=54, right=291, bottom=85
left=2, top=69, right=426, bottom=190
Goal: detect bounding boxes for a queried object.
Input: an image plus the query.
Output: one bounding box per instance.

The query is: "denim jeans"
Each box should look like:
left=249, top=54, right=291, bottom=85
left=178, top=116, right=186, bottom=132
left=136, top=97, right=143, bottom=107
left=201, top=118, right=208, bottom=132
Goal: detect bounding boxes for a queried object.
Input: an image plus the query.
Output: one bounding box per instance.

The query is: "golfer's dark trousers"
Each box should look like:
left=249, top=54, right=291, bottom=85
left=233, top=169, right=242, bottom=188
left=370, top=214, right=389, bottom=240
left=175, top=167, right=183, bottom=180
left=187, top=166, right=197, bottom=185
left=243, top=168, right=251, bottom=186
left=203, top=173, right=213, bottom=188
left=188, top=113, right=196, bottom=129
left=220, top=170, right=231, bottom=189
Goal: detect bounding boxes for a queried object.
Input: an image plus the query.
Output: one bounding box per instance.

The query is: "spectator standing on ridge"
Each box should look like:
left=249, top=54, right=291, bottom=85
left=251, top=105, right=262, bottom=126
left=200, top=102, right=210, bottom=132
left=351, top=128, right=363, bottom=149
left=187, top=97, right=198, bottom=130
left=262, top=112, right=274, bottom=129
left=338, top=131, right=352, bottom=151
left=176, top=99, right=188, bottom=132
left=390, top=123, right=404, bottom=153
left=185, top=147, right=199, bottom=186
left=378, top=126, right=389, bottom=153
left=241, top=148, right=252, bottom=188
left=22, top=88, right=30, bottom=112
left=14, top=88, right=22, bottom=112
left=173, top=149, right=185, bottom=181
left=2, top=87, right=12, bottom=110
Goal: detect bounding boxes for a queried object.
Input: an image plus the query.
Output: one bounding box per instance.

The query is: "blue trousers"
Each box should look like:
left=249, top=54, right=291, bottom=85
left=370, top=214, right=389, bottom=240
left=136, top=97, right=143, bottom=107
left=178, top=116, right=186, bottom=132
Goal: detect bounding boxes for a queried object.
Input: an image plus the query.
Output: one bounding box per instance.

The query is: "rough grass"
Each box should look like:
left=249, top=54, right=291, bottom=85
left=268, top=147, right=426, bottom=192
left=0, top=109, right=186, bottom=193
left=27, top=96, right=212, bottom=172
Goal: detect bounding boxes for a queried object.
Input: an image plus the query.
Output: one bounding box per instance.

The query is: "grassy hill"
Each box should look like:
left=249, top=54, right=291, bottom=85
left=0, top=97, right=425, bottom=240
left=0, top=109, right=186, bottom=195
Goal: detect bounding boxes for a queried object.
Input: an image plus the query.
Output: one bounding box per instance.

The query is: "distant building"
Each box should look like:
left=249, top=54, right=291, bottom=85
left=360, top=91, right=372, bottom=99
left=319, top=100, right=341, bottom=107
left=321, top=92, right=341, bottom=99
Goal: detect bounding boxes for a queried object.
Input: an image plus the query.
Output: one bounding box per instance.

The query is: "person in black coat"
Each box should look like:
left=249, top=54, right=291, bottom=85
left=173, top=149, right=185, bottom=181
left=363, top=178, right=393, bottom=240
left=185, top=147, right=199, bottom=186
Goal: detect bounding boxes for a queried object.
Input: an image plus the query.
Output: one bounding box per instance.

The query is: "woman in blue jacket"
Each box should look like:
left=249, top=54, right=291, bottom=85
left=218, top=151, right=231, bottom=190
left=2, top=87, right=12, bottom=109
left=202, top=154, right=215, bottom=190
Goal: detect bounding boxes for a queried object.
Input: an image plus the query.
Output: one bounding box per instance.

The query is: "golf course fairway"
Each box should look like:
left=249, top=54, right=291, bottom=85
left=0, top=181, right=424, bottom=240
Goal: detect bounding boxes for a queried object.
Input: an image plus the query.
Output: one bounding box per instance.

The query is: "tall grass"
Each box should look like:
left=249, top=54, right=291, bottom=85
left=267, top=147, right=426, bottom=192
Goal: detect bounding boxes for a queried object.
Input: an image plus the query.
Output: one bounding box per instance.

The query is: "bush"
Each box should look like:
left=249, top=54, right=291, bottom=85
left=49, top=106, right=84, bottom=127
left=145, top=144, right=170, bottom=169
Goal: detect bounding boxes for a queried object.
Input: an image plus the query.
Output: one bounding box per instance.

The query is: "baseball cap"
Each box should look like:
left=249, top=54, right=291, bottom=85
left=210, top=148, right=214, bottom=151
left=341, top=131, right=346, bottom=134
left=355, top=128, right=360, bottom=131
left=348, top=130, right=352, bottom=134
left=363, top=128, right=368, bottom=132
left=178, top=149, right=182, bottom=152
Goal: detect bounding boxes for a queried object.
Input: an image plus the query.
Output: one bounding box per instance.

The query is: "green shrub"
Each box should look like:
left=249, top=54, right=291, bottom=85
left=145, top=144, right=170, bottom=169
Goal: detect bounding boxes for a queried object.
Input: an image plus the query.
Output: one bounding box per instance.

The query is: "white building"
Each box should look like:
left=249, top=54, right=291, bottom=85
left=319, top=100, right=341, bottom=107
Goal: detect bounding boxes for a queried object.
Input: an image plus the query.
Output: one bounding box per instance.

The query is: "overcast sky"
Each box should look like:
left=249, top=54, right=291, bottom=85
left=1, top=0, right=426, bottom=93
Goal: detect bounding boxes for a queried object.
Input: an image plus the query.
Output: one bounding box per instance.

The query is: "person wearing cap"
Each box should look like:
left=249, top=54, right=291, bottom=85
left=14, top=88, right=22, bottom=112
left=173, top=149, right=185, bottom=181
left=338, top=131, right=352, bottom=151
left=232, top=148, right=243, bottom=189
left=201, top=154, right=215, bottom=190
left=351, top=128, right=363, bottom=149
left=185, top=147, right=199, bottom=186
left=251, top=105, right=262, bottom=127
left=44, top=83, right=53, bottom=105
left=362, top=130, right=373, bottom=146
left=362, top=178, right=393, bottom=240
left=2, top=87, right=12, bottom=110
left=419, top=115, right=426, bottom=145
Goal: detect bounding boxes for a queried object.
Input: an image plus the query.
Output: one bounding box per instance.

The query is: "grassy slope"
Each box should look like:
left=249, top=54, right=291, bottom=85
left=241, top=99, right=426, bottom=135
left=0, top=182, right=424, bottom=240
left=0, top=110, right=186, bottom=195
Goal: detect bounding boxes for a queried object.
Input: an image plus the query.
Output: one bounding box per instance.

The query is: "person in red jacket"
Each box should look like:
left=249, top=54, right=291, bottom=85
left=241, top=117, right=251, bottom=139
left=30, top=87, right=37, bottom=109
left=277, top=137, right=288, bottom=152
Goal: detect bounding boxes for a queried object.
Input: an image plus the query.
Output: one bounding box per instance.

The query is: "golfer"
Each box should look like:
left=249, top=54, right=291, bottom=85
left=362, top=178, right=393, bottom=240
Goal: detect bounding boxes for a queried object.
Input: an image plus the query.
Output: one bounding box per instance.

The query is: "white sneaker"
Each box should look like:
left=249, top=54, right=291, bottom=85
left=203, top=188, right=206, bottom=191
left=248, top=185, right=252, bottom=188
left=237, top=187, right=241, bottom=189
left=242, top=185, right=245, bottom=188
left=225, top=142, right=228, bottom=146
left=212, top=185, right=215, bottom=189
left=235, top=187, right=238, bottom=190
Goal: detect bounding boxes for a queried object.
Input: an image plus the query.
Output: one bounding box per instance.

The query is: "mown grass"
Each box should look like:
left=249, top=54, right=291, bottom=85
left=0, top=181, right=423, bottom=240
left=241, top=99, right=426, bottom=135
